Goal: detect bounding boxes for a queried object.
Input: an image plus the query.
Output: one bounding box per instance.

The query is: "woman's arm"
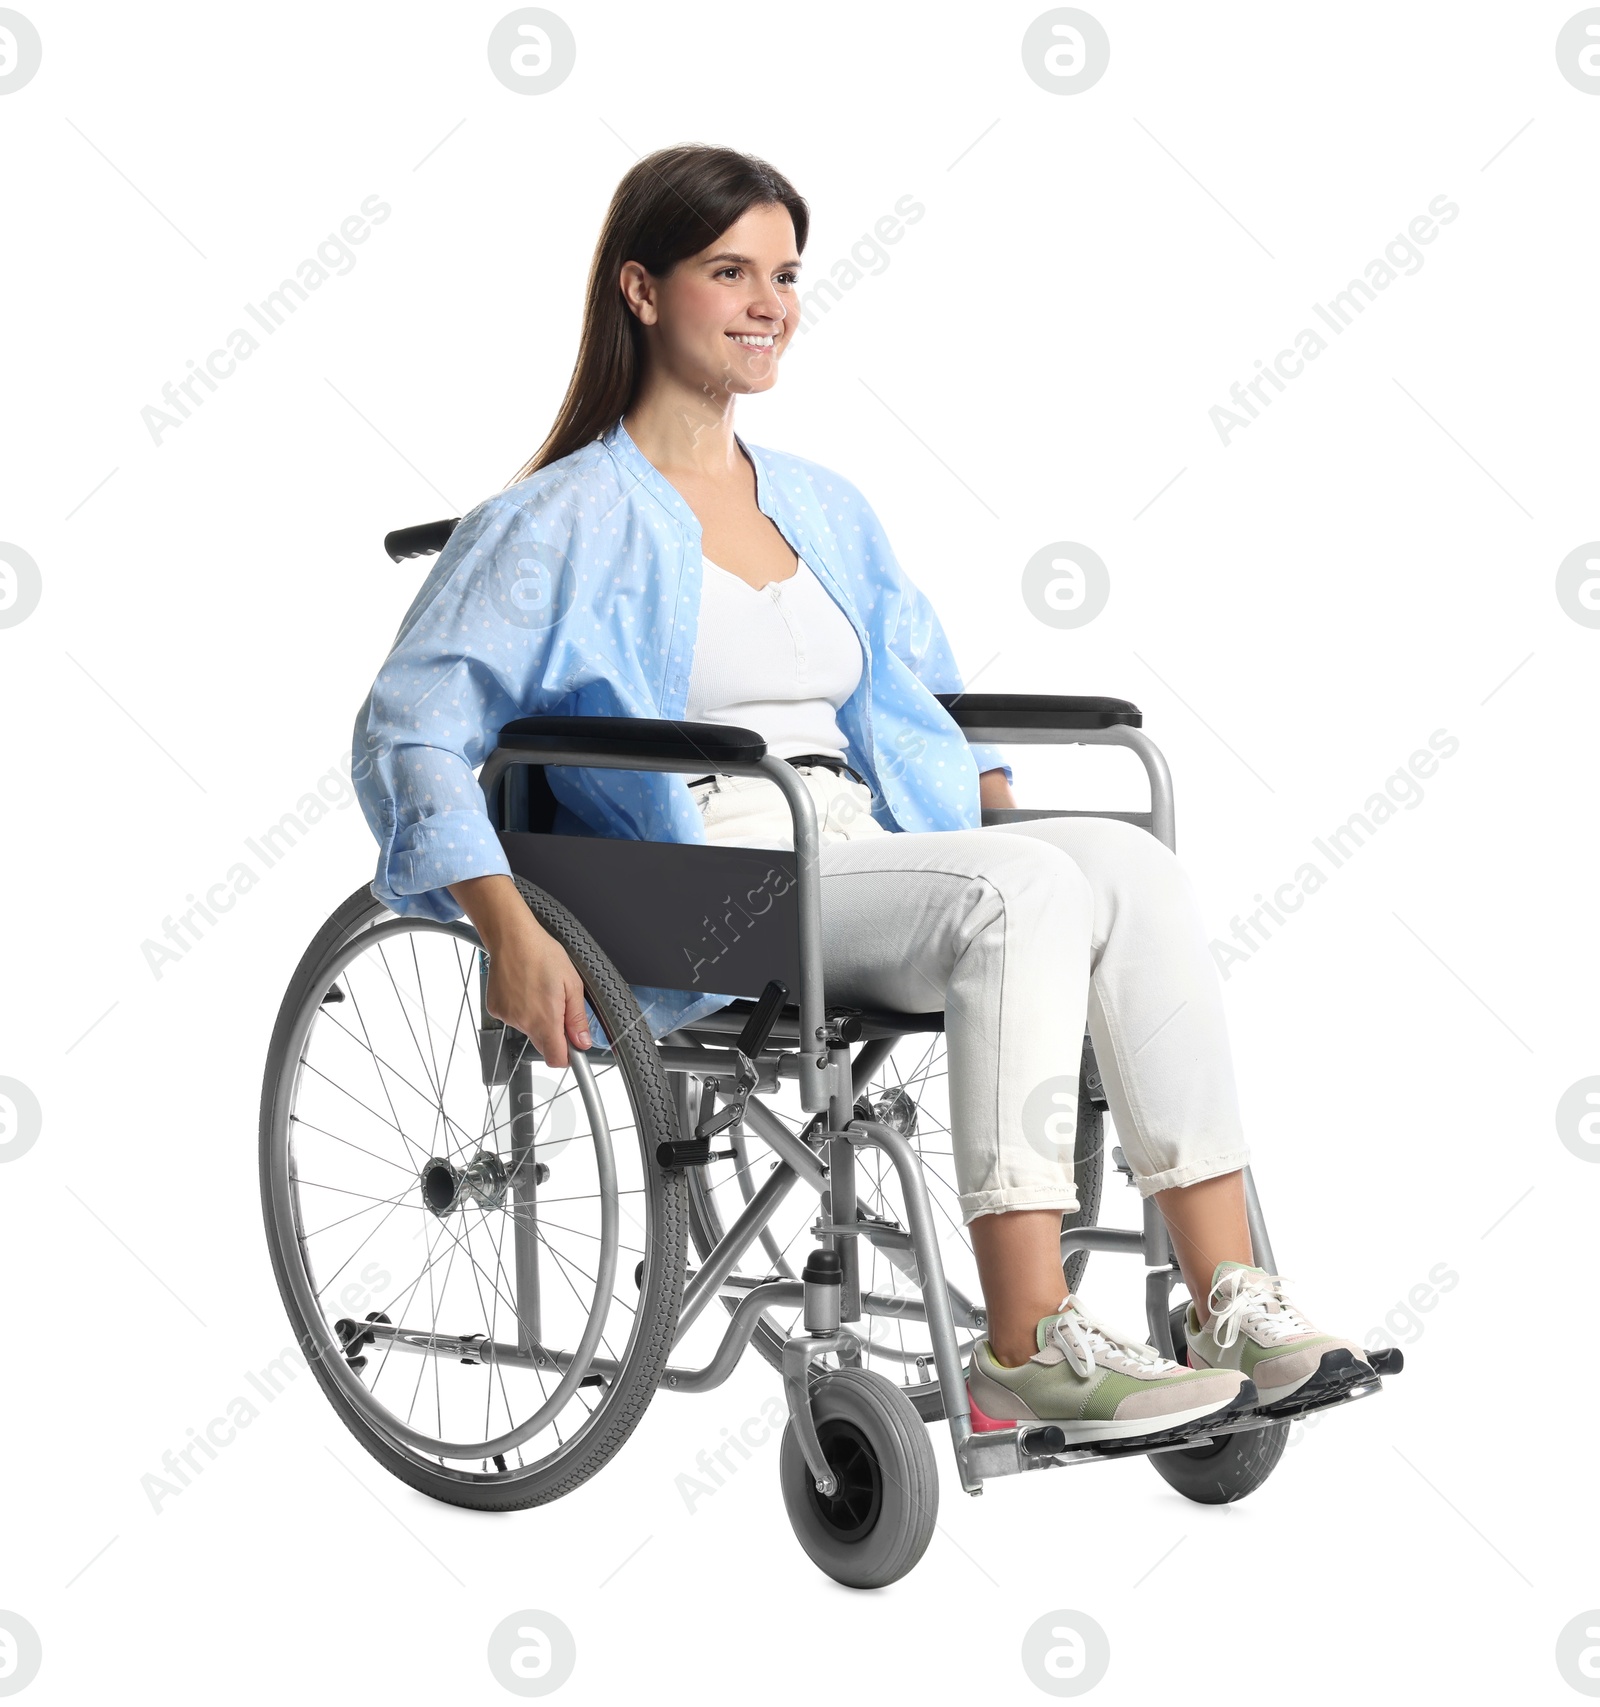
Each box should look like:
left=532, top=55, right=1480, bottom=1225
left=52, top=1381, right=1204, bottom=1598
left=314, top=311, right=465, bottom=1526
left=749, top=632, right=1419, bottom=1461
left=355, top=495, right=594, bottom=1068
left=849, top=484, right=1015, bottom=791
left=352, top=495, right=564, bottom=920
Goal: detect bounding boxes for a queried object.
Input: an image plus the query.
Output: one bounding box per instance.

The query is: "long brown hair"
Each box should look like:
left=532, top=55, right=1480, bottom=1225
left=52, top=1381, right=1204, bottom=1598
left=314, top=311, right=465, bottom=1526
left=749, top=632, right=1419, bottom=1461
left=505, top=144, right=809, bottom=486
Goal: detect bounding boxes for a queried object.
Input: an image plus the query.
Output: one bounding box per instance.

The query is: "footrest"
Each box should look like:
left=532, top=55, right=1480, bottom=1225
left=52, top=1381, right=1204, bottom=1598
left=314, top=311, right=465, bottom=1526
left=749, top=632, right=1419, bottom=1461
left=1079, top=1415, right=1242, bottom=1459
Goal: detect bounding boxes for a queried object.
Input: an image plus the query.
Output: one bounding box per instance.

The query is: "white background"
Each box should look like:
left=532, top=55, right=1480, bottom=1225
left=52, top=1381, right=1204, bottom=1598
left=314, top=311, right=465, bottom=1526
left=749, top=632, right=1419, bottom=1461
left=2, top=2, right=1597, bottom=1702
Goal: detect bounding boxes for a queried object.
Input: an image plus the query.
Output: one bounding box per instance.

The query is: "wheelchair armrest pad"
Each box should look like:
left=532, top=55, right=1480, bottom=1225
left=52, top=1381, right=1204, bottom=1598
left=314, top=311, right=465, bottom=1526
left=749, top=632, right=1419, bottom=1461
left=934, top=693, right=1141, bottom=731
left=493, top=715, right=768, bottom=769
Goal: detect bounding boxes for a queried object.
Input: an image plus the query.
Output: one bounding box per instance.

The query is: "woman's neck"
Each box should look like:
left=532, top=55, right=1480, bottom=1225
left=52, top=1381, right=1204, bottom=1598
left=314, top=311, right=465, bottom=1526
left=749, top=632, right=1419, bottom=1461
left=623, top=385, right=745, bottom=480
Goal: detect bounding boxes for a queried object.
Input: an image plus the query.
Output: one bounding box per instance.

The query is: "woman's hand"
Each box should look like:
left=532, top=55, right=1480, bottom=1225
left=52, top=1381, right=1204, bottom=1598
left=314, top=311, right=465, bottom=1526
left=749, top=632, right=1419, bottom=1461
left=978, top=767, right=1017, bottom=812
left=447, top=874, right=592, bottom=1069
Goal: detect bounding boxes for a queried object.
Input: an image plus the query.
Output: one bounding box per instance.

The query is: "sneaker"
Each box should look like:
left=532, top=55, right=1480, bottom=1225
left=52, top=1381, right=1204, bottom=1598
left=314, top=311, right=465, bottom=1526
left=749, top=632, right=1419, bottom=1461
left=1184, top=1260, right=1375, bottom=1412
left=967, top=1294, right=1254, bottom=1444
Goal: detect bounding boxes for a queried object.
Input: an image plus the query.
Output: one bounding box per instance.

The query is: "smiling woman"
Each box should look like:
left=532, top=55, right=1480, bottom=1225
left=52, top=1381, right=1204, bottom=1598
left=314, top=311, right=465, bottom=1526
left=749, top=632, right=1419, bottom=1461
left=347, top=144, right=1374, bottom=1510
left=503, top=147, right=812, bottom=485
left=614, top=198, right=811, bottom=589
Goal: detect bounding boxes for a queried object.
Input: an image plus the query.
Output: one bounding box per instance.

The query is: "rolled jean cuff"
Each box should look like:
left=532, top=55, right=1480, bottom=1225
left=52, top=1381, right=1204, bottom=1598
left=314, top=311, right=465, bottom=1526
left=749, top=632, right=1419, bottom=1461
left=960, top=1184, right=1081, bottom=1225
left=1131, top=1147, right=1252, bottom=1199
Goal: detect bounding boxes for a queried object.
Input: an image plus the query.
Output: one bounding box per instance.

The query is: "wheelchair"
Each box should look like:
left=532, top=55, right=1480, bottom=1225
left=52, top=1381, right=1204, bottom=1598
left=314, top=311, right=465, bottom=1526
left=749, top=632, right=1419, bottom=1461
left=258, top=517, right=1401, bottom=1590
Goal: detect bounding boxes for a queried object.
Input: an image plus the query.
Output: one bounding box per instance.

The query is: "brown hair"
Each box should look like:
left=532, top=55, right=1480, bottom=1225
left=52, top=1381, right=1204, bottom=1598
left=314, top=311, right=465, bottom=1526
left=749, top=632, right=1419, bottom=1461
left=504, top=144, right=809, bottom=486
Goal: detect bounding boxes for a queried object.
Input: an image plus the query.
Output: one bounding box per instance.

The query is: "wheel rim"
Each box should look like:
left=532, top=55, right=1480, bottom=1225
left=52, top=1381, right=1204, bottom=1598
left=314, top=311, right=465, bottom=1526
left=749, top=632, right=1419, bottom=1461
left=265, top=915, right=652, bottom=1481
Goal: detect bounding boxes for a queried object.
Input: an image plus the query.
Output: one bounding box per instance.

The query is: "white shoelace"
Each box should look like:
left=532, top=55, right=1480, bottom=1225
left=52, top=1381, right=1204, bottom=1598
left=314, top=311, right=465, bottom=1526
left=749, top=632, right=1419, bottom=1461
left=1046, top=1298, right=1180, bottom=1379
left=1204, top=1267, right=1316, bottom=1349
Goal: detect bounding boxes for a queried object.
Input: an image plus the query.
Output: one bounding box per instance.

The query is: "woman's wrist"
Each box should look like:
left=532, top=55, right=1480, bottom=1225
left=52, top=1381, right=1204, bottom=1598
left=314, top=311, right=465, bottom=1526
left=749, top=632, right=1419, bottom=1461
left=448, top=873, right=544, bottom=955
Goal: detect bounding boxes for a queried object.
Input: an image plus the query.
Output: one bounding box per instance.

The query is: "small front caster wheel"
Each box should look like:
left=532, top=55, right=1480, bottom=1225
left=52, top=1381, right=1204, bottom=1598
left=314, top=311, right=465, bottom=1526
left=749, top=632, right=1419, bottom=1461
left=778, top=1368, right=938, bottom=1589
left=1148, top=1301, right=1288, bottom=1504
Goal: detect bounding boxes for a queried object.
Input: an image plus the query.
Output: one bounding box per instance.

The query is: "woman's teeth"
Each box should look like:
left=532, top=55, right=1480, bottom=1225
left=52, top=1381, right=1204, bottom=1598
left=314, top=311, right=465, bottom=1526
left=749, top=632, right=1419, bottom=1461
left=729, top=334, right=775, bottom=348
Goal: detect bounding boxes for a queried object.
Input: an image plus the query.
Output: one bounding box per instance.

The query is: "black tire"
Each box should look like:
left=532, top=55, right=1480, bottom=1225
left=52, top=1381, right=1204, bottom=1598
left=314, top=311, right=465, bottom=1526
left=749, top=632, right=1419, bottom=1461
left=260, top=877, right=687, bottom=1512
left=1148, top=1415, right=1289, bottom=1505
left=1148, top=1299, right=1287, bottom=1503
left=779, top=1368, right=939, bottom=1589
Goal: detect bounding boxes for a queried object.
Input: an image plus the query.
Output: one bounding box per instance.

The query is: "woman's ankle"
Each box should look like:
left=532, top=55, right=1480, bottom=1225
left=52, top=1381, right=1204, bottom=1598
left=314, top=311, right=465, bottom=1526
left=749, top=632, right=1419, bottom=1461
left=987, top=1337, right=1038, bottom=1370
left=983, top=1293, right=1073, bottom=1369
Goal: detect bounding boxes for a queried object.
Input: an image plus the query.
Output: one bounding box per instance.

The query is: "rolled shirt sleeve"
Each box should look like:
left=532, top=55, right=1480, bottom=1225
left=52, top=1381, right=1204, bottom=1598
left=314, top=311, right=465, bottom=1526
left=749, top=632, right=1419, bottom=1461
left=352, top=496, right=564, bottom=921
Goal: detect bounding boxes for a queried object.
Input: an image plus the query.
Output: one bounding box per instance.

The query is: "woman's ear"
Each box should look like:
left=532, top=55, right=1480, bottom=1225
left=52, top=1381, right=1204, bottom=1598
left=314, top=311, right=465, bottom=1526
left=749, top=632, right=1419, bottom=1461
left=619, top=260, right=657, bottom=326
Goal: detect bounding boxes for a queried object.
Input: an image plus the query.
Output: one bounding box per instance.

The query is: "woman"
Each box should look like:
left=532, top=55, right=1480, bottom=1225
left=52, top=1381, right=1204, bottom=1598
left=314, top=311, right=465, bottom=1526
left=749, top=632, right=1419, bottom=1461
left=353, top=143, right=1371, bottom=1447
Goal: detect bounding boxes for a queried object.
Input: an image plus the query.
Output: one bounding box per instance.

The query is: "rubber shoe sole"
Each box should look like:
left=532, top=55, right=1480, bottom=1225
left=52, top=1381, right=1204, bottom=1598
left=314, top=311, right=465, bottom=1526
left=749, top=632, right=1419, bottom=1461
left=967, top=1375, right=1260, bottom=1446
left=1076, top=1380, right=1261, bottom=1458
left=1252, top=1347, right=1377, bottom=1417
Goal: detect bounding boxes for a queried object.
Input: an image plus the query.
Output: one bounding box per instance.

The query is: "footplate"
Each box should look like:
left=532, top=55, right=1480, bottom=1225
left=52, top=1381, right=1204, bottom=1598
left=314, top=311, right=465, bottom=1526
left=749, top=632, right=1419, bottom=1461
left=958, top=1365, right=1390, bottom=1483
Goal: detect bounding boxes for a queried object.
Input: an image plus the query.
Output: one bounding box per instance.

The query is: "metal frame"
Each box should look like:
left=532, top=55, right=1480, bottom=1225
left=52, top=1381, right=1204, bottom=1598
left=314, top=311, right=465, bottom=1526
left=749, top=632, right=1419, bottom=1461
left=464, top=717, right=1364, bottom=1498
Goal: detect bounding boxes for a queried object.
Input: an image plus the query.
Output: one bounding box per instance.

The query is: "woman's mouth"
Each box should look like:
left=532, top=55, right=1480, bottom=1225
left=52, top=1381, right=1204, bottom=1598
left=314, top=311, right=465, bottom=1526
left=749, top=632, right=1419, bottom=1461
left=727, top=333, right=777, bottom=351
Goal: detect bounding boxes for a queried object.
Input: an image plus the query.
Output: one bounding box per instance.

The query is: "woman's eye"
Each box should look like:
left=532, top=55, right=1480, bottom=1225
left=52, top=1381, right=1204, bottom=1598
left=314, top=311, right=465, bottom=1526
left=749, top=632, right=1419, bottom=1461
left=716, top=266, right=799, bottom=285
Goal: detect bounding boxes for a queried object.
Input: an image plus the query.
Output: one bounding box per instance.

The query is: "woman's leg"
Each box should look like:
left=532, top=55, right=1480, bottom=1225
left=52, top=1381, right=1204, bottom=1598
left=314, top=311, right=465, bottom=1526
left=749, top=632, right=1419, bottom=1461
left=967, top=1209, right=1082, bottom=1365
left=818, top=817, right=1256, bottom=1348
left=1153, top=1171, right=1252, bottom=1327
left=816, top=827, right=1096, bottom=1360
left=703, top=779, right=1097, bottom=1360
left=981, top=816, right=1252, bottom=1181
left=817, top=822, right=1255, bottom=1426
left=980, top=815, right=1256, bottom=1324
left=817, top=825, right=1097, bottom=1221
left=706, top=782, right=1099, bottom=1358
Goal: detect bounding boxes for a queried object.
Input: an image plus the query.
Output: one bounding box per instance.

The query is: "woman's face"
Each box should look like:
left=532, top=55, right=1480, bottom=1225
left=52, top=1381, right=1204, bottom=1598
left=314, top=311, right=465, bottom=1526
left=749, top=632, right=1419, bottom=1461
left=625, top=202, right=802, bottom=401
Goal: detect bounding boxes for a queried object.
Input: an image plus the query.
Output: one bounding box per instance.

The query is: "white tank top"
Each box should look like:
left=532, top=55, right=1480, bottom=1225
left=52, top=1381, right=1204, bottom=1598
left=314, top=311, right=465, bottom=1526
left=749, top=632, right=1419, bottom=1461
left=684, top=556, right=863, bottom=760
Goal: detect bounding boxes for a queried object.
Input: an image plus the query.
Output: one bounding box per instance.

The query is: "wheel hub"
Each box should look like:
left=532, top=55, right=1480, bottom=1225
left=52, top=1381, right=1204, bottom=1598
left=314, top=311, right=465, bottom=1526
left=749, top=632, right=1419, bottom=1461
left=419, top=1150, right=521, bottom=1216
left=805, top=1418, right=883, bottom=1539
left=853, top=1085, right=918, bottom=1138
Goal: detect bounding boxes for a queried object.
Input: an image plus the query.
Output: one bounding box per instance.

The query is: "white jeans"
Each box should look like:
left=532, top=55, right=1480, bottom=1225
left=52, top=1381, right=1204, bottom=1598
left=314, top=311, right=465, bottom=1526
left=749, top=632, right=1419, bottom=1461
left=693, top=767, right=1251, bottom=1222
left=688, top=764, right=884, bottom=850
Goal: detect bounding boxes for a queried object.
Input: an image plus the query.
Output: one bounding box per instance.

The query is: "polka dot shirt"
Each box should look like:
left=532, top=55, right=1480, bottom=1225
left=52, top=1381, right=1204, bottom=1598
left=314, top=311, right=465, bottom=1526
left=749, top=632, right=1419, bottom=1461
left=351, top=414, right=1012, bottom=1042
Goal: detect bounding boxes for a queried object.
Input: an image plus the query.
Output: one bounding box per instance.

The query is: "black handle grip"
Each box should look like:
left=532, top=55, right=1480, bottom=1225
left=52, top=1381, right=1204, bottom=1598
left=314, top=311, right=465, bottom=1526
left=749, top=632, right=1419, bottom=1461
left=384, top=518, right=460, bottom=563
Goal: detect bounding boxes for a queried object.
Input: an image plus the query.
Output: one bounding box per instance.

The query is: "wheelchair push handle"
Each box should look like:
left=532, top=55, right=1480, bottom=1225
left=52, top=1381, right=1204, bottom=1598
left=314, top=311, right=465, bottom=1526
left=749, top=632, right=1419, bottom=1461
left=385, top=517, right=460, bottom=562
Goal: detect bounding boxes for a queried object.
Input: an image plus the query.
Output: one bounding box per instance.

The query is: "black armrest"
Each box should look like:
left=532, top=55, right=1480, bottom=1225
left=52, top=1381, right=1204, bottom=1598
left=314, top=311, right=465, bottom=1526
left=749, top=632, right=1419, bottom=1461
left=934, top=693, right=1141, bottom=731
left=385, top=518, right=460, bottom=562
left=494, top=715, right=768, bottom=769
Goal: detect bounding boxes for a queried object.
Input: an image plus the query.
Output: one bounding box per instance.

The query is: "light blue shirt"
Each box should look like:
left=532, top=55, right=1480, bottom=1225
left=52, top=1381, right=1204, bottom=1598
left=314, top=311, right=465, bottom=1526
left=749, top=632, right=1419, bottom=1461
left=352, top=414, right=1012, bottom=1042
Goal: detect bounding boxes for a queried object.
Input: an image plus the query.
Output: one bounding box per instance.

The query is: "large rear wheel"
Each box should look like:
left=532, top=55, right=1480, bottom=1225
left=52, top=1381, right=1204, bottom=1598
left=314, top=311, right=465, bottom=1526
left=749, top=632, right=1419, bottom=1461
left=260, top=879, right=686, bottom=1511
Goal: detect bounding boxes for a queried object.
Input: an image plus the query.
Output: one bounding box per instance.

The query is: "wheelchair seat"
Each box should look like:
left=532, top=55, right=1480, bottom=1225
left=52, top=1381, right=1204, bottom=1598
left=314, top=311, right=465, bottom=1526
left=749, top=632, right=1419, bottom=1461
left=675, top=993, right=945, bottom=1048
